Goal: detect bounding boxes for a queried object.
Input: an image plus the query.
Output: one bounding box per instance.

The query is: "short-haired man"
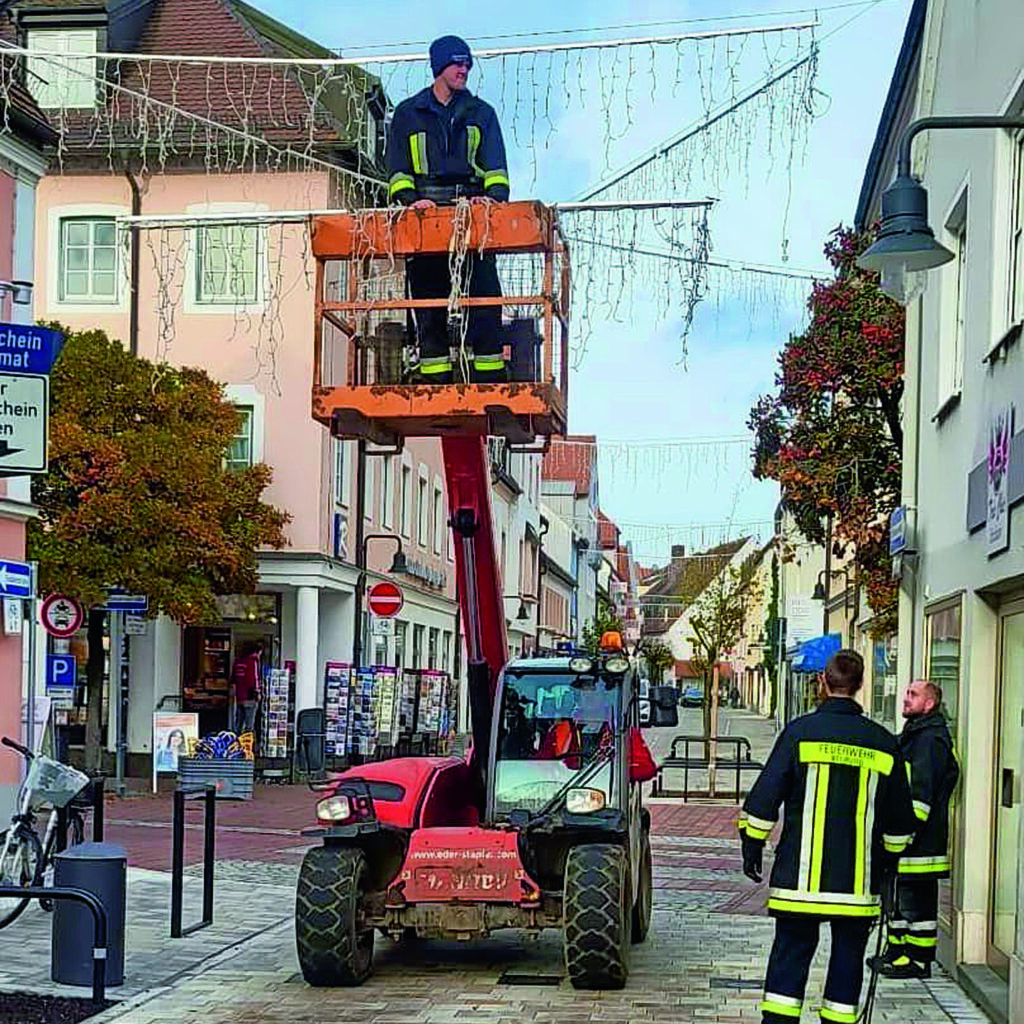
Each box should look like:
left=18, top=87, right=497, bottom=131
left=385, top=35, right=510, bottom=384
left=872, top=679, right=959, bottom=979
left=740, top=650, right=917, bottom=1024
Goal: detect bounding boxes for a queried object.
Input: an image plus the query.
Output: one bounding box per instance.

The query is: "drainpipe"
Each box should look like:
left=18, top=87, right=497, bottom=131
left=124, top=165, right=142, bottom=356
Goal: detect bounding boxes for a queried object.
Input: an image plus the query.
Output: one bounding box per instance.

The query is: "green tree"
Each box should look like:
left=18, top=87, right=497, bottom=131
left=30, top=326, right=290, bottom=768
left=749, top=226, right=904, bottom=635
left=687, top=559, right=762, bottom=745
left=580, top=600, right=623, bottom=654
left=761, top=552, right=781, bottom=718
left=638, top=637, right=674, bottom=681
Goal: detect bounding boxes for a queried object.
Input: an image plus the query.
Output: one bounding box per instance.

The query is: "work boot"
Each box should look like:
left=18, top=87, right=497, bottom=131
left=878, top=957, right=930, bottom=979
left=865, top=945, right=900, bottom=972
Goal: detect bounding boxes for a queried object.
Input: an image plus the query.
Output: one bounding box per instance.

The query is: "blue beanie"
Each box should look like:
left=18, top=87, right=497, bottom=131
left=430, top=35, right=473, bottom=78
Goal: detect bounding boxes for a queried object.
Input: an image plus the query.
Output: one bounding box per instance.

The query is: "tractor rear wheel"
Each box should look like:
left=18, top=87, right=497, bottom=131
left=295, top=846, right=375, bottom=986
left=563, top=843, right=631, bottom=990
left=631, top=828, right=653, bottom=943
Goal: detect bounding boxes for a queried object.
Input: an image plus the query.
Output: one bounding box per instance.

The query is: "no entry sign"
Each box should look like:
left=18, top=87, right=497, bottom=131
left=367, top=580, right=404, bottom=618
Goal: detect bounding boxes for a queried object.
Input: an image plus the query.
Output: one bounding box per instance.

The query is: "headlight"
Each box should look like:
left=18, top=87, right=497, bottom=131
left=566, top=788, right=606, bottom=814
left=569, top=656, right=594, bottom=674
left=604, top=653, right=629, bottom=674
left=316, top=794, right=352, bottom=822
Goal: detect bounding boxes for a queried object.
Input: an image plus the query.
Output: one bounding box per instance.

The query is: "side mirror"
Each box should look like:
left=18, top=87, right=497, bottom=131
left=295, top=707, right=326, bottom=780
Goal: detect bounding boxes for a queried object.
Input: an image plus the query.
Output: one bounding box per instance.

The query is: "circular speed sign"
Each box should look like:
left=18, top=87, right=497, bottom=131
left=40, top=594, right=85, bottom=638
left=366, top=580, right=404, bottom=618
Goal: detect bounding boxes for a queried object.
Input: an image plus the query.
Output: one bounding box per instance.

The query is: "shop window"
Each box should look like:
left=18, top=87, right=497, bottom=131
left=924, top=599, right=962, bottom=736
left=428, top=627, right=439, bottom=670
left=196, top=224, right=261, bottom=304
left=871, top=637, right=898, bottom=730
left=59, top=217, right=117, bottom=302
left=224, top=406, right=254, bottom=472
left=26, top=29, right=98, bottom=110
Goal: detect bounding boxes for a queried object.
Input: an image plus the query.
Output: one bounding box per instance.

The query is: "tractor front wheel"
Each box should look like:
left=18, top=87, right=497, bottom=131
left=563, top=843, right=631, bottom=990
left=631, top=828, right=653, bottom=943
left=295, top=846, right=375, bottom=986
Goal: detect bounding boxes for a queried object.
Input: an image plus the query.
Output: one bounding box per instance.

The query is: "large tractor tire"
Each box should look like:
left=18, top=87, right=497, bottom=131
left=295, top=846, right=375, bottom=986
left=631, top=828, right=653, bottom=944
left=563, top=843, right=631, bottom=990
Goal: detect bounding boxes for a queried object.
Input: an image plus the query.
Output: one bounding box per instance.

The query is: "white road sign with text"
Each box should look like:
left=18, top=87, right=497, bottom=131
left=0, top=373, right=47, bottom=473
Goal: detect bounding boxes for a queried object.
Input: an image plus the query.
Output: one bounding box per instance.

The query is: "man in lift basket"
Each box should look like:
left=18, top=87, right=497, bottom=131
left=385, top=35, right=511, bottom=385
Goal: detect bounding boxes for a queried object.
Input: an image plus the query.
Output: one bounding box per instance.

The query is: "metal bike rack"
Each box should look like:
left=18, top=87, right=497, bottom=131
left=170, top=784, right=216, bottom=938
left=0, top=885, right=108, bottom=1004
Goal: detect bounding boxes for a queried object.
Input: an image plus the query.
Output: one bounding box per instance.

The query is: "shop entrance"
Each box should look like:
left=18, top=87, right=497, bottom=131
left=988, top=601, right=1024, bottom=975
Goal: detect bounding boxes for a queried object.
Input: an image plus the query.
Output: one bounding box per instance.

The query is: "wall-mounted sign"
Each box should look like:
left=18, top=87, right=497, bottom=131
left=889, top=505, right=907, bottom=556
left=987, top=404, right=1014, bottom=557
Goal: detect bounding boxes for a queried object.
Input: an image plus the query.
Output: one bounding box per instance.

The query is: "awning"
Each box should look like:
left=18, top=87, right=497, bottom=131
left=790, top=633, right=842, bottom=672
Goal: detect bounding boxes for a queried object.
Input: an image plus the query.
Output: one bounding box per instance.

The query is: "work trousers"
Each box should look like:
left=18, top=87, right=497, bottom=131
left=887, top=877, right=939, bottom=964
left=762, top=915, right=873, bottom=1023
left=406, top=252, right=503, bottom=380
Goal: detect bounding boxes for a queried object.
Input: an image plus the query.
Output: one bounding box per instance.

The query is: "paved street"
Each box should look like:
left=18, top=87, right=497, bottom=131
left=0, top=709, right=989, bottom=1022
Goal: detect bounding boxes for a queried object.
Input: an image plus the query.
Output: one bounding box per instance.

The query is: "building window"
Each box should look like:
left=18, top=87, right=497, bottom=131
left=400, top=463, right=412, bottom=537
left=364, top=459, right=374, bottom=522
left=381, top=456, right=394, bottom=529
left=59, top=217, right=117, bottom=302
left=196, top=225, right=261, bottom=304
left=924, top=599, right=961, bottom=737
left=432, top=483, right=443, bottom=554
left=334, top=439, right=350, bottom=507
left=26, top=29, right=97, bottom=110
left=1011, top=133, right=1024, bottom=325
left=938, top=194, right=967, bottom=411
left=224, top=406, right=254, bottom=472
left=428, top=627, right=439, bottom=670
left=417, top=472, right=429, bottom=546
left=412, top=624, right=424, bottom=668
left=442, top=630, right=452, bottom=673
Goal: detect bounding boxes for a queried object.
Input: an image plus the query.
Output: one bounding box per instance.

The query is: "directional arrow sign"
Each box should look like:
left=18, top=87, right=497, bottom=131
left=0, top=558, right=33, bottom=598
left=0, top=373, right=47, bottom=474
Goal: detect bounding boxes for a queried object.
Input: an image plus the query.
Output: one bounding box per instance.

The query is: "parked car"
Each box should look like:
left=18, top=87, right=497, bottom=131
left=680, top=685, right=704, bottom=708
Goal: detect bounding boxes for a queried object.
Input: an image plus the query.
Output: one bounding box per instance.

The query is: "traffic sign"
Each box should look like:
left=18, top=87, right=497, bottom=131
left=40, top=593, right=84, bottom=638
left=367, top=580, right=404, bottom=618
left=0, top=323, right=64, bottom=375
left=0, top=373, right=48, bottom=474
left=0, top=558, right=32, bottom=598
left=371, top=615, right=395, bottom=638
left=46, top=653, right=77, bottom=689
left=101, top=592, right=148, bottom=613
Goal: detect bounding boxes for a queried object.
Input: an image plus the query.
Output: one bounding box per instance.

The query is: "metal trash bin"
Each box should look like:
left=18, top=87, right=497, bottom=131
left=52, top=842, right=127, bottom=987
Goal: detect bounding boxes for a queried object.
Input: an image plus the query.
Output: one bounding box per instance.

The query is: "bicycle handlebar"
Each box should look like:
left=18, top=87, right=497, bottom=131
left=1, top=736, right=33, bottom=760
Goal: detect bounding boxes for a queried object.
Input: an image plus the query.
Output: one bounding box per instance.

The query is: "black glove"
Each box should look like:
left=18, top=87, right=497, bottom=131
left=741, top=833, right=764, bottom=883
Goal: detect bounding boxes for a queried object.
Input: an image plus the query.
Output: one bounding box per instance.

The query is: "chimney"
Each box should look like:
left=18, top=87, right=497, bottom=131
left=671, top=544, right=686, bottom=566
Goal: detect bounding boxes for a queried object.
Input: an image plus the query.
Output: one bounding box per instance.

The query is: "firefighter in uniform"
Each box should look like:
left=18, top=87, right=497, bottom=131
left=872, top=679, right=959, bottom=979
left=739, top=650, right=918, bottom=1024
left=385, top=35, right=510, bottom=384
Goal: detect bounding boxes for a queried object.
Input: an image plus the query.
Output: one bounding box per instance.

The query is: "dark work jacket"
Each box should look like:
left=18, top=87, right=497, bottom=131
left=897, top=710, right=959, bottom=878
left=740, top=698, right=917, bottom=918
left=385, top=87, right=510, bottom=204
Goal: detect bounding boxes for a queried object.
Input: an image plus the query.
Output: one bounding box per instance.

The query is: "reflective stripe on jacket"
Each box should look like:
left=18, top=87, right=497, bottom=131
left=739, top=697, right=917, bottom=918
left=897, top=711, right=958, bottom=878
left=385, top=87, right=510, bottom=204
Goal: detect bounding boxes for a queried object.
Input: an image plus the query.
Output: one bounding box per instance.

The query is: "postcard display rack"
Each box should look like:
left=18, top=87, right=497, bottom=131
left=262, top=666, right=293, bottom=760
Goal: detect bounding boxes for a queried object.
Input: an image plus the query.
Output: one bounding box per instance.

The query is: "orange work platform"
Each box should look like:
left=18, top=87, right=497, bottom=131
left=310, top=201, right=569, bottom=447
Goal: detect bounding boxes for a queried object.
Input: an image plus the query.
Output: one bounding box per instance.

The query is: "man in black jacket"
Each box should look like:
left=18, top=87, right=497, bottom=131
left=385, top=35, right=510, bottom=384
left=873, top=679, right=959, bottom=979
left=740, top=650, right=917, bottom=1024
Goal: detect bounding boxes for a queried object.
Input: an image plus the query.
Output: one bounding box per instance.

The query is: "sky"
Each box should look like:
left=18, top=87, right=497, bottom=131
left=256, top=0, right=913, bottom=565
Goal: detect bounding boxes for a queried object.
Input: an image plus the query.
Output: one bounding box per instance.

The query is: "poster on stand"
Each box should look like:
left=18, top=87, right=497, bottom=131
left=152, top=712, right=199, bottom=792
left=372, top=667, right=399, bottom=747
left=263, top=668, right=291, bottom=758
left=324, top=662, right=352, bottom=757
left=350, top=667, right=376, bottom=757
left=418, top=670, right=447, bottom=735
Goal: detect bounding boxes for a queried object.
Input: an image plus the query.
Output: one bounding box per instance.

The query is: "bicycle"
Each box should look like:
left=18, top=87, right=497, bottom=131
left=0, top=736, right=91, bottom=929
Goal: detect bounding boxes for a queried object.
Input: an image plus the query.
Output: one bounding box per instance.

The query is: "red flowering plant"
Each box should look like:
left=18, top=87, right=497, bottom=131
left=749, top=226, right=904, bottom=636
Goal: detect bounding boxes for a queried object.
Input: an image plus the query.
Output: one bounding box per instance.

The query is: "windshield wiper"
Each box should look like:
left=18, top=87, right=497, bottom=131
left=532, top=743, right=615, bottom=821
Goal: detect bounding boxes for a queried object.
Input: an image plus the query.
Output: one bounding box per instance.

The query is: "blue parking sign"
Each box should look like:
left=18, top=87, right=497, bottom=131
left=46, top=654, right=77, bottom=689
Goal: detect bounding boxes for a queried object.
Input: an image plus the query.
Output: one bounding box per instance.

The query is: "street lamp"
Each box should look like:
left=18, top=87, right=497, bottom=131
left=812, top=568, right=853, bottom=642
left=362, top=533, right=407, bottom=575
left=352, top=534, right=407, bottom=668
left=858, top=116, right=1024, bottom=303
left=0, top=280, right=33, bottom=305
left=503, top=594, right=535, bottom=622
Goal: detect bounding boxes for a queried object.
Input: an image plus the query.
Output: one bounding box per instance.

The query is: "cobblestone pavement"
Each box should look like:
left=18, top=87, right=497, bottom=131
left=1, top=709, right=990, bottom=1023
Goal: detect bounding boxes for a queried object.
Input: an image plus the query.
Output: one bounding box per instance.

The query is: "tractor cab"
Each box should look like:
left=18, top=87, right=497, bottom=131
left=310, top=200, right=569, bottom=447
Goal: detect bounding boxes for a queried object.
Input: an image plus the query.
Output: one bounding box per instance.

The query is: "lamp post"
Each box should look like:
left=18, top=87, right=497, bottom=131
left=858, top=116, right=1024, bottom=302
left=352, top=533, right=406, bottom=669
left=812, top=568, right=852, bottom=642
left=0, top=280, right=33, bottom=306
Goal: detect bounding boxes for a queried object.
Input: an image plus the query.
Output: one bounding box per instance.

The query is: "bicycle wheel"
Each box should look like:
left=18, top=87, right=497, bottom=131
left=0, top=828, right=42, bottom=929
